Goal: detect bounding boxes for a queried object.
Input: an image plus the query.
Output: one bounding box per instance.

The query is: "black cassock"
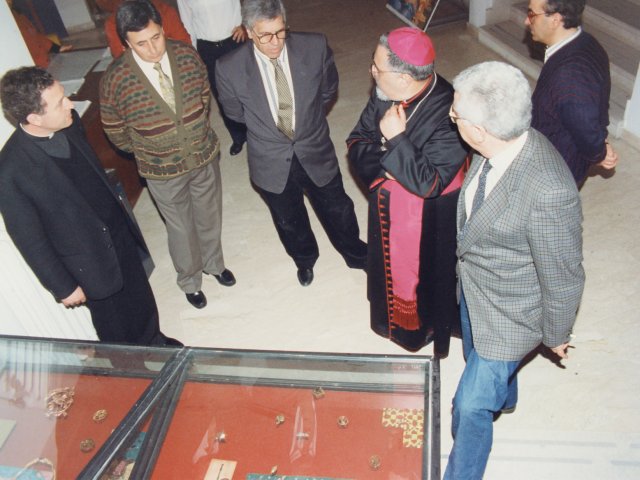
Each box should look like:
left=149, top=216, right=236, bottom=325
left=347, top=74, right=468, bottom=356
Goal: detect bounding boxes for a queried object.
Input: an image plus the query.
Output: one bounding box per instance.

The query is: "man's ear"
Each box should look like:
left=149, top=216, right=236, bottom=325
left=470, top=123, right=487, bottom=145
left=25, top=112, right=41, bottom=127
left=549, top=11, right=564, bottom=29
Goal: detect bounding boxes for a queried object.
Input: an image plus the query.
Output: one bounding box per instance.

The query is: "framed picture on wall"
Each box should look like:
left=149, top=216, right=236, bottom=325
left=386, top=0, right=434, bottom=30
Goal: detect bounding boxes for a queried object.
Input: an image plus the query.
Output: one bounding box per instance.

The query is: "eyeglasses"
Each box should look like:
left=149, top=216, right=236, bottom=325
left=370, top=59, right=402, bottom=76
left=252, top=27, right=290, bottom=44
left=526, top=9, right=550, bottom=21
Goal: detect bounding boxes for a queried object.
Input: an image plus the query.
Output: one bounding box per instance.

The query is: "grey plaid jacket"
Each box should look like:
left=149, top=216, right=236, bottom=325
left=456, top=129, right=585, bottom=361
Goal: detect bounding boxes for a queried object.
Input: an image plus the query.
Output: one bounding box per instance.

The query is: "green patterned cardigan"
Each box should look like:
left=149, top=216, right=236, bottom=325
left=99, top=40, right=219, bottom=180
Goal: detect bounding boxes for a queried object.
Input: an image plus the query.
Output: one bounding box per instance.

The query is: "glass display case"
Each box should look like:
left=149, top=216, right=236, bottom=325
left=0, top=335, right=440, bottom=479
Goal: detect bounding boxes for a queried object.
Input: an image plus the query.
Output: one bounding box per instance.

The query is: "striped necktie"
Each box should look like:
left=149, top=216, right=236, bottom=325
left=153, top=62, right=176, bottom=112
left=270, top=58, right=294, bottom=139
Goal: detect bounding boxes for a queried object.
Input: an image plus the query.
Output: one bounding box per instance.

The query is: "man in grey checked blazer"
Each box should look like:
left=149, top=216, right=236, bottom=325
left=444, top=62, right=585, bottom=479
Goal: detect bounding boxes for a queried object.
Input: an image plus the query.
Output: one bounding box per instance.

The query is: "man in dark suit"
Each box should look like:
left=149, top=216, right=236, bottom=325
left=215, top=0, right=367, bottom=286
left=0, top=66, right=180, bottom=346
left=525, top=0, right=618, bottom=185
left=444, top=61, right=585, bottom=479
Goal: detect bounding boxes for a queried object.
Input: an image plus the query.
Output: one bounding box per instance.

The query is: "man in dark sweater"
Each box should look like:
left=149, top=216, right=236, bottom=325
left=525, top=0, right=618, bottom=185
left=0, top=67, right=181, bottom=347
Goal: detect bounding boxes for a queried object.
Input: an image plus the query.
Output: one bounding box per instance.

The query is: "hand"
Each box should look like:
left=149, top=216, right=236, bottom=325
left=231, top=26, right=247, bottom=42
left=379, top=103, right=406, bottom=141
left=61, top=286, right=86, bottom=307
left=599, top=142, right=618, bottom=170
left=59, top=44, right=73, bottom=53
left=550, top=342, right=570, bottom=359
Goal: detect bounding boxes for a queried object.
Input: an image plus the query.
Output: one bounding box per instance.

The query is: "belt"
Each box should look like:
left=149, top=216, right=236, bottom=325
left=199, top=36, right=234, bottom=48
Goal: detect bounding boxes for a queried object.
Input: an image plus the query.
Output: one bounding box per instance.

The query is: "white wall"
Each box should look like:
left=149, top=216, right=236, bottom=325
left=624, top=64, right=640, bottom=139
left=0, top=0, right=32, bottom=144
left=0, top=0, right=96, bottom=340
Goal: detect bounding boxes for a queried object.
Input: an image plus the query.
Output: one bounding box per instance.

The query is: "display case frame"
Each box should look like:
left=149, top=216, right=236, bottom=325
left=0, top=335, right=441, bottom=479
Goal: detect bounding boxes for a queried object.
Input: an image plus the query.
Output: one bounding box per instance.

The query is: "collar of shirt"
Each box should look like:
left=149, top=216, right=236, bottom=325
left=464, top=131, right=528, bottom=217
left=131, top=49, right=174, bottom=96
left=252, top=44, right=296, bottom=129
left=545, top=27, right=581, bottom=63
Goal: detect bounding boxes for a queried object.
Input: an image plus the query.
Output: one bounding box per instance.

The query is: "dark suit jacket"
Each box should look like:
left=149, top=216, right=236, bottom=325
left=456, top=129, right=585, bottom=362
left=216, top=32, right=340, bottom=193
left=0, top=112, right=150, bottom=301
left=531, top=31, right=610, bottom=184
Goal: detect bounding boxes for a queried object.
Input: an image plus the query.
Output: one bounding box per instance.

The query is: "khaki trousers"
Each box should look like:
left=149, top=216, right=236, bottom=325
left=147, top=160, right=225, bottom=293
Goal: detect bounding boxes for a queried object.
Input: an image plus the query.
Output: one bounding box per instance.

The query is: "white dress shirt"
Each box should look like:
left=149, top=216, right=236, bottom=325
left=131, top=50, right=174, bottom=98
left=545, top=26, right=582, bottom=63
left=464, top=131, right=528, bottom=218
left=253, top=45, right=296, bottom=131
left=177, top=0, right=242, bottom=45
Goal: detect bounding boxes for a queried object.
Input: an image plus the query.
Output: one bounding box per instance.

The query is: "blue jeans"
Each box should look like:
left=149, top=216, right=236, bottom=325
left=444, top=290, right=519, bottom=479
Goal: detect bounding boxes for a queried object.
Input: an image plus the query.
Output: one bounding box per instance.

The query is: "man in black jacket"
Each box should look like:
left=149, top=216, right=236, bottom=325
left=0, top=66, right=180, bottom=346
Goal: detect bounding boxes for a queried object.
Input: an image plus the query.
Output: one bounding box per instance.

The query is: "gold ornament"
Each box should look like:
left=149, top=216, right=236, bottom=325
left=337, top=415, right=349, bottom=428
left=312, top=387, right=325, bottom=399
left=93, top=409, right=108, bottom=423
left=45, top=387, right=75, bottom=418
left=80, top=438, right=95, bottom=453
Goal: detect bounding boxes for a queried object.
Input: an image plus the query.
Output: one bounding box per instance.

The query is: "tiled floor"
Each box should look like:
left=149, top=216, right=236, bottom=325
left=121, top=1, right=640, bottom=477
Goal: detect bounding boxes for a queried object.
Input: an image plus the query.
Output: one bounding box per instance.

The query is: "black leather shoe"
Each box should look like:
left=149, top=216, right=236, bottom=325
left=297, top=267, right=314, bottom=286
left=212, top=269, right=236, bottom=287
left=229, top=142, right=243, bottom=156
left=186, top=291, right=207, bottom=309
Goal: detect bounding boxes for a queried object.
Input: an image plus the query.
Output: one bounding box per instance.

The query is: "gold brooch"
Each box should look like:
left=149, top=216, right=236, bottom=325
left=312, top=387, right=325, bottom=399
left=80, top=438, right=95, bottom=453
left=45, top=387, right=75, bottom=418
left=337, top=415, right=349, bottom=428
left=93, top=409, right=108, bottom=423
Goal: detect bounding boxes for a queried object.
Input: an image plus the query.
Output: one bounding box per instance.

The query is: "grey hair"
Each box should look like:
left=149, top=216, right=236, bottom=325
left=242, top=0, right=287, bottom=29
left=452, top=61, right=531, bottom=141
left=379, top=33, right=434, bottom=81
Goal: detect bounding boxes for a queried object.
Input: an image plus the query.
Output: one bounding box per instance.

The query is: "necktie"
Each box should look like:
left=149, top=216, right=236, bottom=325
left=153, top=62, right=176, bottom=112
left=270, top=58, right=294, bottom=139
left=470, top=159, right=492, bottom=217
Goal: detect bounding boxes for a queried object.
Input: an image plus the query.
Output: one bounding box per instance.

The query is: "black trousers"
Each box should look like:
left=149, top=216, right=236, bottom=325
left=197, top=37, right=247, bottom=145
left=257, top=156, right=367, bottom=270
left=86, top=224, right=162, bottom=346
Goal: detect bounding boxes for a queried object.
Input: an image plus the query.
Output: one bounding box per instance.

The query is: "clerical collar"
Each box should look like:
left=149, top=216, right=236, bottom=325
left=20, top=124, right=71, bottom=158
left=20, top=123, right=54, bottom=139
left=400, top=74, right=434, bottom=109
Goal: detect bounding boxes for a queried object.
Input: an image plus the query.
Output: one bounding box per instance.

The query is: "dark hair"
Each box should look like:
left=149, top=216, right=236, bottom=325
left=545, top=0, right=585, bottom=28
left=116, top=0, right=162, bottom=46
left=0, top=66, right=54, bottom=126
